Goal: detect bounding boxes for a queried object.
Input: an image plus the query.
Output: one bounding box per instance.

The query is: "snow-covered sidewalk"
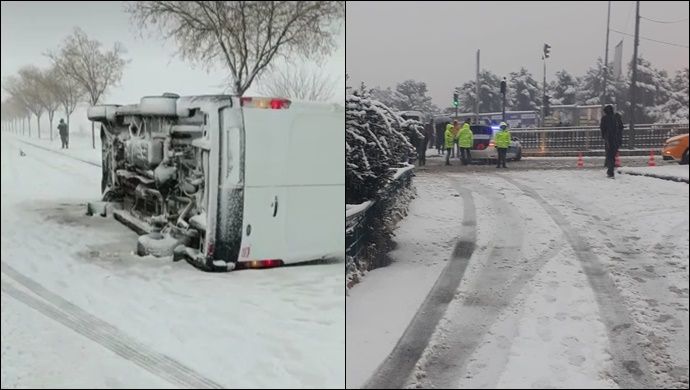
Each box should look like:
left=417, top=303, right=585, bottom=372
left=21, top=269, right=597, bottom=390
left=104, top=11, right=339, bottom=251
left=8, top=132, right=103, bottom=166
left=346, top=172, right=464, bottom=388
left=618, top=164, right=689, bottom=183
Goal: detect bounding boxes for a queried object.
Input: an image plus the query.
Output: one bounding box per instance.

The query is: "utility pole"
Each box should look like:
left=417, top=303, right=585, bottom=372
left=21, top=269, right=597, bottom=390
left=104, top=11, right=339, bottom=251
left=602, top=0, right=611, bottom=108
left=543, top=58, right=546, bottom=126
left=629, top=0, right=640, bottom=149
left=475, top=49, right=480, bottom=124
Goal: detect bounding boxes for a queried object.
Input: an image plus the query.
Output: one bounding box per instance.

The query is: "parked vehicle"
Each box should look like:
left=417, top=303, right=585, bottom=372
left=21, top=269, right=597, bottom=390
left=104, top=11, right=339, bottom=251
left=470, top=124, right=522, bottom=161
left=399, top=110, right=428, bottom=123
left=433, top=115, right=522, bottom=162
left=87, top=93, right=344, bottom=271
left=662, top=133, right=689, bottom=165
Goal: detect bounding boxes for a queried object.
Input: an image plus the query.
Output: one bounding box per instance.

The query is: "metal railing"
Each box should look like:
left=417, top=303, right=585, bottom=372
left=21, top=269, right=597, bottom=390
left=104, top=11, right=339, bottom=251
left=510, top=123, right=689, bottom=153
left=346, top=165, right=414, bottom=263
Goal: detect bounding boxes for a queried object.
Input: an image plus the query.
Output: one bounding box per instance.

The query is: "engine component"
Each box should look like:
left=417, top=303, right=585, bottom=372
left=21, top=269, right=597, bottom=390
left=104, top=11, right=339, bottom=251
left=139, top=95, right=178, bottom=116
left=154, top=164, right=177, bottom=188
left=125, top=138, right=164, bottom=169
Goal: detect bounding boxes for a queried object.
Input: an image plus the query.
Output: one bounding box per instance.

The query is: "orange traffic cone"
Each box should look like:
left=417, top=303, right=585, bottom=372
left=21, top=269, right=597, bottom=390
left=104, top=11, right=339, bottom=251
left=615, top=152, right=621, bottom=168
left=648, top=150, right=656, bottom=167
left=577, top=152, right=584, bottom=168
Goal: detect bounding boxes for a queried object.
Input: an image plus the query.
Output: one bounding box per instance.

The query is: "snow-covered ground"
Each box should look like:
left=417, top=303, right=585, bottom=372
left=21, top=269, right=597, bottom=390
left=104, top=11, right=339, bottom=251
left=346, top=173, right=463, bottom=387
left=347, top=169, right=689, bottom=389
left=619, top=164, right=689, bottom=182
left=1, top=132, right=344, bottom=388
left=10, top=131, right=102, bottom=166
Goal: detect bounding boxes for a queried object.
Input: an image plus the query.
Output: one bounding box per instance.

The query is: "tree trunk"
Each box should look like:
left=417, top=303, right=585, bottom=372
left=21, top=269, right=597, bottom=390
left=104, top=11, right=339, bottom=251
left=49, top=118, right=54, bottom=141
left=37, top=114, right=41, bottom=139
left=91, top=121, right=95, bottom=149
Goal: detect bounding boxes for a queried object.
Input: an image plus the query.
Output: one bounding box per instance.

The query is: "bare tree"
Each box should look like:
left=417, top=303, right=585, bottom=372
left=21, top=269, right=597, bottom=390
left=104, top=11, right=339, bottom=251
left=3, top=96, right=29, bottom=135
left=1, top=98, right=23, bottom=134
left=47, top=27, right=127, bottom=148
left=35, top=68, right=63, bottom=141
left=51, top=68, right=85, bottom=127
left=258, top=63, right=336, bottom=101
left=126, top=1, right=344, bottom=96
left=4, top=68, right=46, bottom=138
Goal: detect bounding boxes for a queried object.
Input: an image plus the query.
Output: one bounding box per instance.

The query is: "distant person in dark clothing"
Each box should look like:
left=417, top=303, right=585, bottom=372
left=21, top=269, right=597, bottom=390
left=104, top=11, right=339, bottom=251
left=58, top=119, right=69, bottom=149
left=435, top=121, right=445, bottom=155
left=417, top=135, right=427, bottom=166
left=600, top=105, right=623, bottom=178
left=424, top=119, right=434, bottom=150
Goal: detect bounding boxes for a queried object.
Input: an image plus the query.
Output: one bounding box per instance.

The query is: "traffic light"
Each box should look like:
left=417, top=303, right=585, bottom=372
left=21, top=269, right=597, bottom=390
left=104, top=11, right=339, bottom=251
left=543, top=43, right=551, bottom=59
left=543, top=94, right=551, bottom=116
left=453, top=93, right=459, bottom=107
left=500, top=78, right=507, bottom=94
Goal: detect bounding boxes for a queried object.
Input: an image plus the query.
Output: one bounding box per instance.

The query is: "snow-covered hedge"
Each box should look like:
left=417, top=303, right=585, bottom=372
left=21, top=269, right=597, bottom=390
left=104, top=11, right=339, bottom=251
left=346, top=166, right=416, bottom=289
left=346, top=94, right=422, bottom=204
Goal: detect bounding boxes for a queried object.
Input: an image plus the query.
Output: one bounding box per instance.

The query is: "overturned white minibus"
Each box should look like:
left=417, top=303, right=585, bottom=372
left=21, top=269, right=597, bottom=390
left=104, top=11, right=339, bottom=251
left=87, top=94, right=344, bottom=271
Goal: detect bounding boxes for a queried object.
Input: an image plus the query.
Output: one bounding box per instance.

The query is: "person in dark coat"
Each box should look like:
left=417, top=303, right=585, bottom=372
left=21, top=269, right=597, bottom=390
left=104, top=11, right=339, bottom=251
left=417, top=119, right=433, bottom=166
left=435, top=120, right=445, bottom=155
left=600, top=105, right=623, bottom=178
left=58, top=119, right=69, bottom=149
left=424, top=119, right=434, bottom=150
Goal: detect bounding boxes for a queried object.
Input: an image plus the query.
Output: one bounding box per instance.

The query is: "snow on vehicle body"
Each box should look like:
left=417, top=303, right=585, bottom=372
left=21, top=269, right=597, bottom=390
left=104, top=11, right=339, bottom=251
left=399, top=110, right=429, bottom=123
left=88, top=93, right=344, bottom=271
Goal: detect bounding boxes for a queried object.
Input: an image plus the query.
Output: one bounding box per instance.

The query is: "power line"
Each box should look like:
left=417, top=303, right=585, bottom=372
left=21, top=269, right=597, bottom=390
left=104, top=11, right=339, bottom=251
left=641, top=16, right=689, bottom=24
left=610, top=29, right=689, bottom=48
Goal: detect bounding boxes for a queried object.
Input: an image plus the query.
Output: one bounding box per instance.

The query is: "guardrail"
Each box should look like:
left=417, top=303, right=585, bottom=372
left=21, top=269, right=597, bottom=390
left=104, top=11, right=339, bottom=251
left=510, top=123, right=689, bottom=153
left=346, top=165, right=414, bottom=269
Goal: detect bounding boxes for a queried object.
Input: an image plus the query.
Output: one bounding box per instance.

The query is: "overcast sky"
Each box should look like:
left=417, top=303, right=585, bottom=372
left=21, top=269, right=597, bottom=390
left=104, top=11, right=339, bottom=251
left=1, top=1, right=345, bottom=105
left=346, top=1, right=689, bottom=107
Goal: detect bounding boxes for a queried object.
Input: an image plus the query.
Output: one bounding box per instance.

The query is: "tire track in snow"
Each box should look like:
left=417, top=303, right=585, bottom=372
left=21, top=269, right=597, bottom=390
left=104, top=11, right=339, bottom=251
left=411, top=176, right=565, bottom=389
left=362, top=183, right=477, bottom=389
left=498, top=174, right=656, bottom=389
left=506, top=176, right=688, bottom=388
left=1, top=262, right=223, bottom=389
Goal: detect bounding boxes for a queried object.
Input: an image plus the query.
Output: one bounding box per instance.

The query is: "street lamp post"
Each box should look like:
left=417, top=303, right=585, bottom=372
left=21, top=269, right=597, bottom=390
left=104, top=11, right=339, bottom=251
left=542, top=43, right=550, bottom=127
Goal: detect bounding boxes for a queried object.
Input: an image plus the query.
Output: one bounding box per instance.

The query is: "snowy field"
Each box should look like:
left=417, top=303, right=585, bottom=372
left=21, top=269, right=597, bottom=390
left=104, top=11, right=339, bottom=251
left=347, top=169, right=689, bottom=389
left=1, top=132, right=344, bottom=389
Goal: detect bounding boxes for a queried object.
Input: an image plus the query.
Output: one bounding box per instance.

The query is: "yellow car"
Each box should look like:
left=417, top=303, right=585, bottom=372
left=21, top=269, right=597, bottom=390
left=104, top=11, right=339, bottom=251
left=662, top=133, right=689, bottom=165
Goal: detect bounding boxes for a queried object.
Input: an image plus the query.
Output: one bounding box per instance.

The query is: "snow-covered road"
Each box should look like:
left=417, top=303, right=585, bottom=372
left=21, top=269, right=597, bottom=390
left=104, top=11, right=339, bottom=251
left=347, top=169, right=689, bottom=389
left=1, top=133, right=345, bottom=388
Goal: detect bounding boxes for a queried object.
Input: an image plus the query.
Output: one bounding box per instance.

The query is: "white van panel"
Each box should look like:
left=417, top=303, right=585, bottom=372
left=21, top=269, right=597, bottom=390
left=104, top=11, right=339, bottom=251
left=283, top=186, right=344, bottom=263
left=242, top=110, right=289, bottom=186
left=284, top=112, right=344, bottom=262
left=238, top=103, right=344, bottom=264
left=238, top=109, right=290, bottom=262
left=238, top=186, right=286, bottom=262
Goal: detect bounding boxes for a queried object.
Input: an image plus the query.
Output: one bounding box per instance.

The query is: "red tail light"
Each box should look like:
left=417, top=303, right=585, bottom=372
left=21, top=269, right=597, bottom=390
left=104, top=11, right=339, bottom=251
left=240, top=97, right=291, bottom=109
left=477, top=144, right=485, bottom=150
left=239, top=259, right=284, bottom=269
left=270, top=99, right=289, bottom=109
